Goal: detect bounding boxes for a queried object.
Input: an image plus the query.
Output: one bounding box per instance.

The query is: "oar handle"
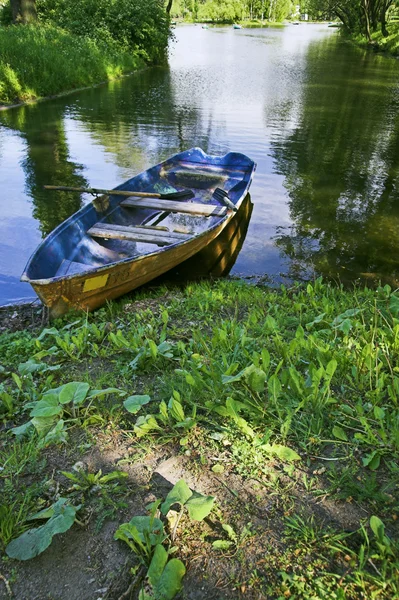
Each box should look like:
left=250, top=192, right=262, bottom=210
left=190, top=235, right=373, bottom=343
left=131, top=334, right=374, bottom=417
left=43, top=185, right=162, bottom=199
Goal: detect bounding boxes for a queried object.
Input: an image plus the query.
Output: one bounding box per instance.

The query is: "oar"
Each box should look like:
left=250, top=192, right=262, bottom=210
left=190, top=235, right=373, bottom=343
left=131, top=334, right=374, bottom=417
left=212, top=188, right=238, bottom=212
left=43, top=185, right=195, bottom=200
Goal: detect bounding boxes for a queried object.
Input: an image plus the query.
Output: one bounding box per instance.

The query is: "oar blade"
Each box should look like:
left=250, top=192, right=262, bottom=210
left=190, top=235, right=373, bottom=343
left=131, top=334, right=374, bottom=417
left=160, top=190, right=195, bottom=200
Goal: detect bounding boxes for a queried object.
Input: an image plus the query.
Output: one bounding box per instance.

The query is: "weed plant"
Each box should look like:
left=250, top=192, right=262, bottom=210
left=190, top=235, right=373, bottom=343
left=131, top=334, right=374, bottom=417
left=1, top=279, right=399, bottom=597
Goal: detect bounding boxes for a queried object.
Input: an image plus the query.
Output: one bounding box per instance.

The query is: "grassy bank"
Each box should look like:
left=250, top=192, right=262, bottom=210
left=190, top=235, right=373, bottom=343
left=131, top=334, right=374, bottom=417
left=0, top=279, right=398, bottom=598
left=353, top=22, right=399, bottom=56
left=0, top=24, right=146, bottom=106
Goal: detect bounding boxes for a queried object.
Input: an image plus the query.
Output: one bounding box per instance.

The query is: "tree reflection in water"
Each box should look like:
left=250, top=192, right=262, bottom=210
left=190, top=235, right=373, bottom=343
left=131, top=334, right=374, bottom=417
left=271, top=38, right=399, bottom=286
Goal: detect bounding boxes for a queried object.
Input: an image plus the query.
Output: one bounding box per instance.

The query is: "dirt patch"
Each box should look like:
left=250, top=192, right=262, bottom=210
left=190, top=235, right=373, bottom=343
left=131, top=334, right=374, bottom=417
left=0, top=302, right=45, bottom=334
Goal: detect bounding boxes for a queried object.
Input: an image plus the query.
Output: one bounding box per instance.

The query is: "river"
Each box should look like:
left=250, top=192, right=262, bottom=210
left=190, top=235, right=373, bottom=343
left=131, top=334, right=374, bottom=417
left=2, top=23, right=399, bottom=305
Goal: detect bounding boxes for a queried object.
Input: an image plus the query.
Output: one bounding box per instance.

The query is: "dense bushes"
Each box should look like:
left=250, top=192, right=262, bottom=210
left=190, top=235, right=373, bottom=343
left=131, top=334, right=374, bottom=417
left=0, top=0, right=170, bottom=105
left=35, top=0, right=170, bottom=64
left=0, top=24, right=145, bottom=105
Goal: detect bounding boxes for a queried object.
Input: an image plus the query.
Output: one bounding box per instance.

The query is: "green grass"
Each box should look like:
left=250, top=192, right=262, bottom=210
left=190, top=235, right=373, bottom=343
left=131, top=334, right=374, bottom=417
left=0, top=24, right=145, bottom=105
left=1, top=279, right=399, bottom=597
left=353, top=22, right=399, bottom=56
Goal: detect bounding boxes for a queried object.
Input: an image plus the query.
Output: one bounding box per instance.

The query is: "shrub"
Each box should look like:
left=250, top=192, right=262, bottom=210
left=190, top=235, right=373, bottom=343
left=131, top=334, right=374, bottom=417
left=0, top=24, right=145, bottom=104
left=36, top=0, right=170, bottom=63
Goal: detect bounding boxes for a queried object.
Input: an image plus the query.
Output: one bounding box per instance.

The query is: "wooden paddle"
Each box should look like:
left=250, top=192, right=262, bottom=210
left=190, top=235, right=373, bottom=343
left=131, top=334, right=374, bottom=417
left=43, top=185, right=195, bottom=200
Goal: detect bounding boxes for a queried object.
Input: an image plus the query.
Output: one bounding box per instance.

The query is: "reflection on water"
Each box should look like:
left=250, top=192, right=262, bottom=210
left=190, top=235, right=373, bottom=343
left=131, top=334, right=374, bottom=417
left=1, top=24, right=399, bottom=304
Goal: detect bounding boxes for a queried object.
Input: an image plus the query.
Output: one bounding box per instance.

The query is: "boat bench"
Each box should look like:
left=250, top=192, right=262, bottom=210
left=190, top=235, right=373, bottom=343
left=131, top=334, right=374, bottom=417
left=88, top=222, right=190, bottom=246
left=120, top=197, right=227, bottom=217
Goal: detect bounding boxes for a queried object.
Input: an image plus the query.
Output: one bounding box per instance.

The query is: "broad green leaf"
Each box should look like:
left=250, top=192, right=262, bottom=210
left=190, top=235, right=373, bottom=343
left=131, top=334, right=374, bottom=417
left=28, top=498, right=67, bottom=521
left=244, top=365, right=266, bottom=393
left=374, top=406, right=385, bottom=420
left=30, top=395, right=62, bottom=418
left=185, top=373, right=196, bottom=386
left=370, top=516, right=388, bottom=546
left=154, top=558, right=185, bottom=600
left=11, top=420, right=34, bottom=437
left=362, top=450, right=381, bottom=470
left=325, top=359, right=337, bottom=381
left=147, top=544, right=168, bottom=587
left=331, top=308, right=362, bottom=326
left=124, top=395, right=151, bottom=414
left=222, top=524, right=237, bottom=541
left=268, top=374, right=281, bottom=400
left=129, top=516, right=166, bottom=546
left=37, top=327, right=60, bottom=341
left=336, top=319, right=352, bottom=335
left=134, top=415, right=160, bottom=437
left=332, top=426, right=348, bottom=441
left=261, top=348, right=270, bottom=371
left=161, top=480, right=192, bottom=515
left=212, top=540, right=234, bottom=550
left=306, top=313, right=326, bottom=329
left=222, top=369, right=246, bottom=385
left=31, top=416, right=58, bottom=437
left=235, top=416, right=255, bottom=438
left=211, top=464, right=224, bottom=474
left=389, top=294, right=399, bottom=317
left=40, top=420, right=68, bottom=447
left=168, top=398, right=185, bottom=423
left=59, top=382, right=90, bottom=406
left=18, top=360, right=49, bottom=376
left=262, top=443, right=301, bottom=462
left=185, top=491, right=215, bottom=521
left=6, top=499, right=76, bottom=560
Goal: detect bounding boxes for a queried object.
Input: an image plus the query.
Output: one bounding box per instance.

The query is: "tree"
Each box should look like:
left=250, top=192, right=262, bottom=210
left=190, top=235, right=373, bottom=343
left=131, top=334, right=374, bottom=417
left=307, top=0, right=395, bottom=37
left=10, top=0, right=37, bottom=23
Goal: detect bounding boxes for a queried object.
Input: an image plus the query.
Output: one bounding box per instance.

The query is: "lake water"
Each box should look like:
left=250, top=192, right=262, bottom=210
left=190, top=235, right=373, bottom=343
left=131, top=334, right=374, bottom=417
left=2, top=23, right=399, bottom=305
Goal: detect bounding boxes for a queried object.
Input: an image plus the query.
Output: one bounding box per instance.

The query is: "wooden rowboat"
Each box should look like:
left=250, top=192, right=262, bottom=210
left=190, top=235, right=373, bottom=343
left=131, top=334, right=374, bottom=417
left=21, top=148, right=256, bottom=317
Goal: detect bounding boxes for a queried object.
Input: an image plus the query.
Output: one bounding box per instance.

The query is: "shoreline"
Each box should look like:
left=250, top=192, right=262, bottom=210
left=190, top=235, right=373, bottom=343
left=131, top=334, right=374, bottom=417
left=0, top=66, right=148, bottom=112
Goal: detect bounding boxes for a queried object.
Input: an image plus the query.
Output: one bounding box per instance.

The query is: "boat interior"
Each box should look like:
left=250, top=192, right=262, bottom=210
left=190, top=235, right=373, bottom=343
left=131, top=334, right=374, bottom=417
left=24, top=152, right=255, bottom=282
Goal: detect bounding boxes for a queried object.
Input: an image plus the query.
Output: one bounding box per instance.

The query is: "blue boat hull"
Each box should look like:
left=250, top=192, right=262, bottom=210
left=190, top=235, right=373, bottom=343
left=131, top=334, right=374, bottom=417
left=21, top=148, right=256, bottom=316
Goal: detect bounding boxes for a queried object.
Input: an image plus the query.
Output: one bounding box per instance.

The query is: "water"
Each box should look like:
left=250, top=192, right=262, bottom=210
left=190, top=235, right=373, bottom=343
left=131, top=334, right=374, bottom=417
left=2, top=23, right=399, bottom=305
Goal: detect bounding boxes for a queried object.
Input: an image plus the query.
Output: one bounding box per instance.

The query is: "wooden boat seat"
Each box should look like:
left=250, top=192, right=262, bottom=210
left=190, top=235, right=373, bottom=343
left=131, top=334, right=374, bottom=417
left=120, top=197, right=227, bottom=217
left=88, top=223, right=190, bottom=246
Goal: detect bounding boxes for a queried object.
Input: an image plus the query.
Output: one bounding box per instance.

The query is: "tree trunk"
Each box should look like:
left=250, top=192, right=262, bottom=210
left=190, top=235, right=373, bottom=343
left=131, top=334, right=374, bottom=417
left=11, top=0, right=37, bottom=23
left=380, top=0, right=391, bottom=36
left=362, top=0, right=372, bottom=42
left=166, top=0, right=173, bottom=14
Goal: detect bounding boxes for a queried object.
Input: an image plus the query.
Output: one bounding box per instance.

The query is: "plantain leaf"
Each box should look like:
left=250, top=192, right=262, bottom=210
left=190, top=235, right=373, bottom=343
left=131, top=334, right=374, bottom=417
left=154, top=558, right=185, bottom=600
left=6, top=499, right=77, bottom=561
left=161, top=480, right=192, bottom=515
left=185, top=491, right=215, bottom=521
left=332, top=426, right=348, bottom=441
left=59, top=382, right=90, bottom=406
left=30, top=395, right=62, bottom=418
left=147, top=544, right=168, bottom=587
left=124, top=395, right=151, bottom=414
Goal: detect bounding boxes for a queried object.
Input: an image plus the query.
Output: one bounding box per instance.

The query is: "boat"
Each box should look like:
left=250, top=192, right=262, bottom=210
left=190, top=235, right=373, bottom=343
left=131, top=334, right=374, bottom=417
left=154, top=193, right=253, bottom=284
left=233, top=24, right=242, bottom=29
left=202, top=24, right=209, bottom=29
left=21, top=148, right=256, bottom=317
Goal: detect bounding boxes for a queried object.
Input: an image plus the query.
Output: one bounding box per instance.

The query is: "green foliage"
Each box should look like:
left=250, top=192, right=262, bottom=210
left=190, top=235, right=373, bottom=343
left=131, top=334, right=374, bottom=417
left=6, top=498, right=78, bottom=560
left=0, top=24, right=145, bottom=105
left=36, top=0, right=170, bottom=63
left=160, top=479, right=215, bottom=521
left=173, top=0, right=292, bottom=22
left=144, top=545, right=186, bottom=600
left=116, top=479, right=213, bottom=598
